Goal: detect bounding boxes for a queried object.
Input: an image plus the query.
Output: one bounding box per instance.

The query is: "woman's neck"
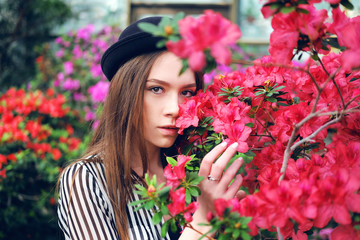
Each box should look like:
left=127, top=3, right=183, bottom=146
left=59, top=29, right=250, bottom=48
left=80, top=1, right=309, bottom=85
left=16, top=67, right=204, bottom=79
left=131, top=145, right=164, bottom=180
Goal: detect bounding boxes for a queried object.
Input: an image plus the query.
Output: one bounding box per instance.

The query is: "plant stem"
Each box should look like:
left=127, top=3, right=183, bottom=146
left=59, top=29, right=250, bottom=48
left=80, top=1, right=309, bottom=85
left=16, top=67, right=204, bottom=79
left=184, top=223, right=216, bottom=240
left=290, top=116, right=342, bottom=152
left=318, top=58, right=346, bottom=109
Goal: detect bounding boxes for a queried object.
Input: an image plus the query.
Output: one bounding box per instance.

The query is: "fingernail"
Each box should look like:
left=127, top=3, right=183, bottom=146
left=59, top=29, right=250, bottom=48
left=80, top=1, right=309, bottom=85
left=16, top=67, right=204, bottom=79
left=236, top=157, right=243, bottom=163
left=220, top=141, right=227, bottom=147
left=230, top=142, right=238, bottom=149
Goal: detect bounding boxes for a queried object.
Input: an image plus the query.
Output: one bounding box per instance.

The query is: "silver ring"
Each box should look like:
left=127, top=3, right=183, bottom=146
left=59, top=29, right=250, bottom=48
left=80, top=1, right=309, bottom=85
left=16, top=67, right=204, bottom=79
left=207, top=175, right=219, bottom=181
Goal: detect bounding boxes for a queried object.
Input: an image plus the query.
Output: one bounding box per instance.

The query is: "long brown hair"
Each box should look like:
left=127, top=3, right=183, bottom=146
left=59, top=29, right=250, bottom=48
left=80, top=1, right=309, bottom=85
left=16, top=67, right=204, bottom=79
left=58, top=50, right=203, bottom=239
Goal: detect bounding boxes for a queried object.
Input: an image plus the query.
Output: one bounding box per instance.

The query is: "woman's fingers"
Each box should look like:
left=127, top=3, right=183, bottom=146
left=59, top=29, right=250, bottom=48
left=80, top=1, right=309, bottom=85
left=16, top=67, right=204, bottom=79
left=198, top=141, right=228, bottom=177
left=236, top=190, right=247, bottom=200
left=209, top=142, right=239, bottom=180
left=218, top=157, right=243, bottom=187
left=225, top=174, right=243, bottom=198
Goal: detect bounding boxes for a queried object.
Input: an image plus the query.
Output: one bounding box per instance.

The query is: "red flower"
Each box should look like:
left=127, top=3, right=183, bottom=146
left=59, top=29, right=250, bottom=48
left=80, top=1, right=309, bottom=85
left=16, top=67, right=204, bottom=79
left=331, top=224, right=360, bottom=240
left=164, top=155, right=191, bottom=188
left=0, top=169, right=6, bottom=178
left=7, top=154, right=16, bottom=162
left=167, top=187, right=198, bottom=222
left=167, top=10, right=241, bottom=71
left=49, top=197, right=56, bottom=205
left=0, top=154, right=7, bottom=165
left=52, top=148, right=62, bottom=161
left=167, top=188, right=186, bottom=216
left=176, top=98, right=201, bottom=134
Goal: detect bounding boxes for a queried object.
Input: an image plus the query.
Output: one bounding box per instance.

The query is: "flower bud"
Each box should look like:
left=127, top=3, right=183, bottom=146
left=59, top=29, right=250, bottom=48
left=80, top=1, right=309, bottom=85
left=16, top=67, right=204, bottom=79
left=164, top=26, right=173, bottom=35
left=147, top=185, right=156, bottom=197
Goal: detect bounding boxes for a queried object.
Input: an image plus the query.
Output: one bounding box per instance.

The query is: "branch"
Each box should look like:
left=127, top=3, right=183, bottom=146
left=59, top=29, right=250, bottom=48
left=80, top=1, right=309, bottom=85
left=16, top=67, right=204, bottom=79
left=167, top=212, right=215, bottom=240
left=184, top=223, right=216, bottom=240
left=311, top=68, right=340, bottom=113
left=290, top=116, right=341, bottom=152
left=318, top=58, right=345, bottom=109
left=345, top=93, right=360, bottom=109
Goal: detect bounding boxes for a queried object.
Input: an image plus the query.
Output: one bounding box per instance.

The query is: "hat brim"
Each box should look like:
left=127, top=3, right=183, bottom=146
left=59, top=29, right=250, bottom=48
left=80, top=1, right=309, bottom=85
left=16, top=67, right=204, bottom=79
left=101, top=32, right=166, bottom=81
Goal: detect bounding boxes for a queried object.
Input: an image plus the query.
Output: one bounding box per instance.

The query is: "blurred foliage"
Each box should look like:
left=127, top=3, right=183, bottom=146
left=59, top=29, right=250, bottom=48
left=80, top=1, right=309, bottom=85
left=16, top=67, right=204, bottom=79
left=0, top=22, right=122, bottom=240
left=0, top=0, right=72, bottom=90
left=0, top=88, right=90, bottom=239
left=31, top=24, right=120, bottom=128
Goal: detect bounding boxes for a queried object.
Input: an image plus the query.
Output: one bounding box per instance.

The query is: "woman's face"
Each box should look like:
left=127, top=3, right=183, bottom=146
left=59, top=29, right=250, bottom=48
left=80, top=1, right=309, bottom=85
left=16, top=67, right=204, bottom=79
left=143, top=52, right=196, bottom=151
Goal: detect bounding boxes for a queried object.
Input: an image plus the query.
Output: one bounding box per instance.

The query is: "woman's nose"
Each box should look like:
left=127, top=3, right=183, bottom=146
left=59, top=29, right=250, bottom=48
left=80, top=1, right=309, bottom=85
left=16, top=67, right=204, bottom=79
left=164, top=94, right=179, bottom=117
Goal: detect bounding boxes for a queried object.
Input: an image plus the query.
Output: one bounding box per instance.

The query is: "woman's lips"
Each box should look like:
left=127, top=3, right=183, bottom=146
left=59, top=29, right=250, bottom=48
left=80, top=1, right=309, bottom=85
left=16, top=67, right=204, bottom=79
left=158, top=126, right=179, bottom=136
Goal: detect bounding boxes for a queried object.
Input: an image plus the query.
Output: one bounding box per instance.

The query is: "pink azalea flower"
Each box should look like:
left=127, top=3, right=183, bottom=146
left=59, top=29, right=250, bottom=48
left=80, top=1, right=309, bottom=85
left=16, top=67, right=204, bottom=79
left=164, top=155, right=192, bottom=188
left=166, top=10, right=242, bottom=71
left=167, top=187, right=199, bottom=221
left=176, top=98, right=201, bottom=134
left=85, top=111, right=96, bottom=121
left=88, top=81, right=109, bottom=103
left=55, top=49, right=64, bottom=58
left=167, top=188, right=186, bottom=216
left=62, top=78, right=80, bottom=91
left=63, top=61, right=73, bottom=75
left=72, top=45, right=83, bottom=59
left=327, top=8, right=360, bottom=71
left=76, top=24, right=94, bottom=42
left=90, top=64, right=102, bottom=78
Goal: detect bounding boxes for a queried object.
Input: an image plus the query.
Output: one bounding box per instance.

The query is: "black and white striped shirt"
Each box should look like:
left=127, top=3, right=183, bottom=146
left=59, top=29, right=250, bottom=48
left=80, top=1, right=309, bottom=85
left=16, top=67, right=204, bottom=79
left=57, top=161, right=179, bottom=240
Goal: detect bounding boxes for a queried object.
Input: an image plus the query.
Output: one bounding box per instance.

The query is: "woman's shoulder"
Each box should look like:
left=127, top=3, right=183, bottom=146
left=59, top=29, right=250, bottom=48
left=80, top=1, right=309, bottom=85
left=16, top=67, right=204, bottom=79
left=59, top=160, right=107, bottom=192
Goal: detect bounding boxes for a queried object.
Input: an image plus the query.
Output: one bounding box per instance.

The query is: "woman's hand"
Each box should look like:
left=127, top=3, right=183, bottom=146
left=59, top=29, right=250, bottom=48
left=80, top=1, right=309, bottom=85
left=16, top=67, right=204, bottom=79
left=196, top=141, right=245, bottom=217
left=179, top=141, right=245, bottom=239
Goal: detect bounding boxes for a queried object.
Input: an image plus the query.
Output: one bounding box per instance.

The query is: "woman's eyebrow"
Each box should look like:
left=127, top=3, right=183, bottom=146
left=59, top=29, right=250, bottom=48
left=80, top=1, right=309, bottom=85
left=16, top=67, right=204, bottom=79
left=146, top=79, right=197, bottom=88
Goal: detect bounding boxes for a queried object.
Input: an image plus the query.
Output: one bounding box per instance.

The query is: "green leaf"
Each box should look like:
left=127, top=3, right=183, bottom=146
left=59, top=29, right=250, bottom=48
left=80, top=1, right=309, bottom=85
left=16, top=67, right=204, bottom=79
left=273, top=85, right=285, bottom=91
left=168, top=35, right=180, bottom=42
left=354, top=225, right=360, bottom=230
left=268, top=3, right=282, bottom=9
left=340, top=0, right=354, bottom=10
left=244, top=150, right=256, bottom=157
left=156, top=39, right=167, bottom=48
left=280, top=6, right=296, bottom=14
left=182, top=141, right=194, bottom=155
left=188, top=186, right=200, bottom=197
left=161, top=205, right=169, bottom=215
left=134, top=184, right=147, bottom=192
left=311, top=54, right=319, bottom=61
left=240, top=231, right=252, bottom=240
left=144, top=200, right=155, bottom=210
left=189, top=176, right=204, bottom=185
left=179, top=59, right=189, bottom=75
left=185, top=189, right=191, bottom=204
left=277, top=102, right=289, bottom=106
left=198, top=127, right=206, bottom=135
left=245, top=122, right=254, bottom=128
left=170, top=218, right=178, bottom=232
left=293, top=97, right=300, bottom=104
left=161, top=221, right=170, bottom=238
left=158, top=186, right=171, bottom=201
left=152, top=212, right=162, bottom=225
left=138, top=22, right=160, bottom=34
left=173, top=12, right=185, bottom=22
left=296, top=8, right=309, bottom=14
left=166, top=156, right=177, bottom=166
left=233, top=229, right=241, bottom=238
left=129, top=199, right=147, bottom=207
left=267, top=97, right=277, bottom=103
left=254, top=91, right=264, bottom=96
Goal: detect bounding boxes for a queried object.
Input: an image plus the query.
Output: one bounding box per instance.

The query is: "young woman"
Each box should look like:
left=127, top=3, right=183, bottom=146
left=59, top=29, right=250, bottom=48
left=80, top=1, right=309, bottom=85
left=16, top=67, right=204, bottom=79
left=57, top=16, right=244, bottom=240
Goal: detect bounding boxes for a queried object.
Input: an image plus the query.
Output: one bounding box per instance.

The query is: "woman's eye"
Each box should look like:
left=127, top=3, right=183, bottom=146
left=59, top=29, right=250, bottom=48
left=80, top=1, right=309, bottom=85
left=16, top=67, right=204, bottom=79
left=150, top=87, right=163, bottom=94
left=182, top=90, right=195, bottom=97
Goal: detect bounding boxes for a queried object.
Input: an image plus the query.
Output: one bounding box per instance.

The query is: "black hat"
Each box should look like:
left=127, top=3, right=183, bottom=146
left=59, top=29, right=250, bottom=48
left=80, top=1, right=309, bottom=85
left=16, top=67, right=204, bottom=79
left=101, top=16, right=166, bottom=81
